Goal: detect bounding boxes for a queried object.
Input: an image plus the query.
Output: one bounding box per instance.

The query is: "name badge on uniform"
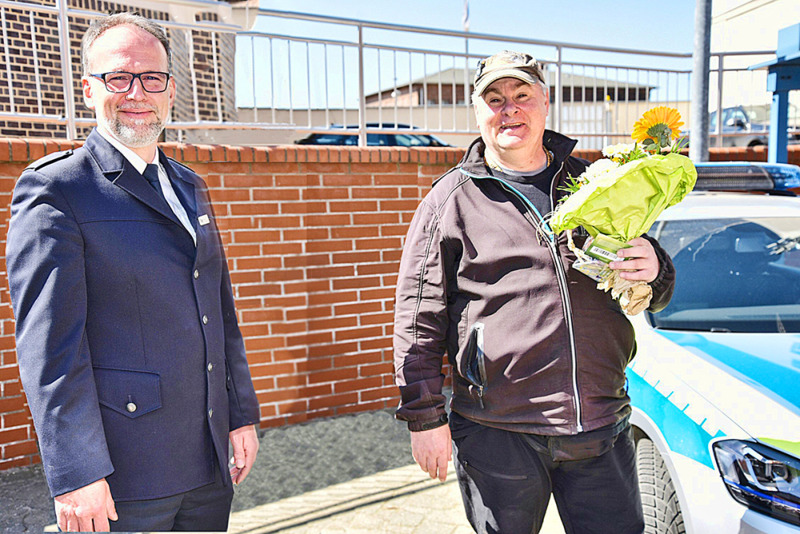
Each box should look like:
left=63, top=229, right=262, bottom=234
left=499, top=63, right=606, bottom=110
left=198, top=214, right=210, bottom=226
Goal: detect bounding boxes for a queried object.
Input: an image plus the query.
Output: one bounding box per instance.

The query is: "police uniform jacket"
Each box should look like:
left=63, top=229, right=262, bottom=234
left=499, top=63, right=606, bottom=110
left=6, top=129, right=260, bottom=500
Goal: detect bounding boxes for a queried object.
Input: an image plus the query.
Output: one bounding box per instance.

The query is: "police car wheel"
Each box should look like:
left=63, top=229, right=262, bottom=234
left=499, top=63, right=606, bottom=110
left=636, top=437, right=686, bottom=534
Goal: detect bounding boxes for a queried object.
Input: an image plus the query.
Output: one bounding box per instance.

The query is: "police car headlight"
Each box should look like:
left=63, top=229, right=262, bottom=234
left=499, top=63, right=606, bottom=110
left=713, top=440, right=800, bottom=526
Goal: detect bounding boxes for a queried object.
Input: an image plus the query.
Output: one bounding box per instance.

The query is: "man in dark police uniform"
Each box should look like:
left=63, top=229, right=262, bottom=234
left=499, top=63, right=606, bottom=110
left=6, top=12, right=260, bottom=532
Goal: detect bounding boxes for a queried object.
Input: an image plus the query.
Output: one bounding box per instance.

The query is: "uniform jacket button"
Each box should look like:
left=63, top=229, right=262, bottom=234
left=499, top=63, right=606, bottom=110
left=126, top=402, right=137, bottom=413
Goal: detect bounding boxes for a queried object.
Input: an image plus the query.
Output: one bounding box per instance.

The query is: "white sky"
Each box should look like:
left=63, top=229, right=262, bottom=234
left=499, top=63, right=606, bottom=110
left=235, top=0, right=699, bottom=108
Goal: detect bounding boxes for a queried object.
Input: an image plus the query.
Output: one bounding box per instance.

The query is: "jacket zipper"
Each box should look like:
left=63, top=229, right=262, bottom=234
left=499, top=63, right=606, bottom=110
left=461, top=167, right=584, bottom=432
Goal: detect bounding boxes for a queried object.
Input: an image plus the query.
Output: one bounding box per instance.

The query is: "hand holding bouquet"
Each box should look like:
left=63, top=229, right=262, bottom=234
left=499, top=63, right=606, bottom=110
left=550, top=107, right=697, bottom=315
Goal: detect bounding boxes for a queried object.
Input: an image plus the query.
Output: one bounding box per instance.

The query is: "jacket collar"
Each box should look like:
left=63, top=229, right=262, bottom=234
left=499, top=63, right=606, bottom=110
left=83, top=128, right=182, bottom=225
left=458, top=129, right=579, bottom=178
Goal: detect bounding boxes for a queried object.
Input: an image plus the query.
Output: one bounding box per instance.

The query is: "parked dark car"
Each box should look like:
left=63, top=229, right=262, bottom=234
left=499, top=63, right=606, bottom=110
left=295, top=123, right=451, bottom=147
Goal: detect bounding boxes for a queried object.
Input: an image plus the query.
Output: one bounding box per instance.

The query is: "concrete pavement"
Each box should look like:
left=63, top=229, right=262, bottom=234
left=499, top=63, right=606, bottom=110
left=227, top=464, right=566, bottom=534
left=4, top=409, right=567, bottom=533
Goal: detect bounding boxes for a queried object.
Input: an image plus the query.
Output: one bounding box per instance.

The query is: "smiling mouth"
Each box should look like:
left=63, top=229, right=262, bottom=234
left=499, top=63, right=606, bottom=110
left=500, top=122, right=525, bottom=131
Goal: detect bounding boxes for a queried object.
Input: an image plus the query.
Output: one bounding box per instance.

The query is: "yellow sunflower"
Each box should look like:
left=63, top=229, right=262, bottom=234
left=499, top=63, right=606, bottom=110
left=631, top=106, right=684, bottom=150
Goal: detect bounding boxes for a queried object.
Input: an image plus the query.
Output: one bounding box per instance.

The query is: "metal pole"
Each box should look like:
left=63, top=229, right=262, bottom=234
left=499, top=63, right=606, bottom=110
left=554, top=46, right=562, bottom=132
left=715, top=54, right=723, bottom=147
left=689, top=0, right=712, bottom=162
left=56, top=0, right=77, bottom=140
left=464, top=35, right=470, bottom=130
left=357, top=24, right=366, bottom=146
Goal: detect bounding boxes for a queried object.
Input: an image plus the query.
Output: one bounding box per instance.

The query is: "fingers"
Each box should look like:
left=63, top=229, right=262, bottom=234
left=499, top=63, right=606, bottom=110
left=436, top=456, right=448, bottom=482
left=57, top=504, right=111, bottom=532
left=419, top=453, right=446, bottom=481
left=410, top=425, right=451, bottom=482
left=106, top=495, right=118, bottom=522
left=229, top=426, right=259, bottom=485
left=233, top=446, right=246, bottom=469
left=59, top=508, right=79, bottom=532
left=608, top=237, right=659, bottom=283
left=230, top=456, right=254, bottom=485
left=54, top=478, right=116, bottom=532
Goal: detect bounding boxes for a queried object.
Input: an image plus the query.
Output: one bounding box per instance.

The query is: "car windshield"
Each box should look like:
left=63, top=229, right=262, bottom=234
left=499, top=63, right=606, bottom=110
left=648, top=216, right=800, bottom=333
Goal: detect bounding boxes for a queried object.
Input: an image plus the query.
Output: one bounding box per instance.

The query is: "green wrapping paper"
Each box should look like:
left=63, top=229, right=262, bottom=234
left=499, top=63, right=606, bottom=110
left=549, top=151, right=697, bottom=315
left=550, top=153, right=697, bottom=240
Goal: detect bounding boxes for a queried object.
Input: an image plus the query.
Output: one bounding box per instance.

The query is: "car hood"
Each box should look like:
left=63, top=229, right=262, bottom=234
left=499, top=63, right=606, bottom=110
left=652, top=329, right=800, bottom=450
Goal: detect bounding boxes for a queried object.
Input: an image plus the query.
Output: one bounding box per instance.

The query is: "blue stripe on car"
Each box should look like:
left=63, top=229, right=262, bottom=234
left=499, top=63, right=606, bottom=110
left=627, top=370, right=723, bottom=468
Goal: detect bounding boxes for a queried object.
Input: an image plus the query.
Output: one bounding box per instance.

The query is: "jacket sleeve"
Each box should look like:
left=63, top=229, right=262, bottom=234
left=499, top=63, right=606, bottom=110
left=393, top=199, right=450, bottom=431
left=643, top=234, right=676, bottom=313
left=220, top=253, right=260, bottom=431
left=6, top=169, right=114, bottom=497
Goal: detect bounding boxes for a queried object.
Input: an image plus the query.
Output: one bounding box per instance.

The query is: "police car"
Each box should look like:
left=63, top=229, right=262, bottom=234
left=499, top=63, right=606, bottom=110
left=628, top=162, right=800, bottom=533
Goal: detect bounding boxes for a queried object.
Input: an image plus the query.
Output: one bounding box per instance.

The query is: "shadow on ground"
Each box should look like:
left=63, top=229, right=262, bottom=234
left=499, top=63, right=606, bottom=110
left=0, top=409, right=414, bottom=533
left=231, top=409, right=414, bottom=512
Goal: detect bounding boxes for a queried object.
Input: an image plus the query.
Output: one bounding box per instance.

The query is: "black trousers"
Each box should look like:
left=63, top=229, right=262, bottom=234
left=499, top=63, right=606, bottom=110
left=451, top=413, right=644, bottom=534
left=109, top=463, right=234, bottom=532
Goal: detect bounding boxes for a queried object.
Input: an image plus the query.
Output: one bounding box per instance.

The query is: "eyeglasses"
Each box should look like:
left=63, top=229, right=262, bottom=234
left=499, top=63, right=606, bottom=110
left=89, top=71, right=171, bottom=93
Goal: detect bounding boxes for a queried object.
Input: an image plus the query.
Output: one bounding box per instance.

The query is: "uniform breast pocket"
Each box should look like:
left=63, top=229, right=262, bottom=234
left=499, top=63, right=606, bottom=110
left=94, top=367, right=162, bottom=419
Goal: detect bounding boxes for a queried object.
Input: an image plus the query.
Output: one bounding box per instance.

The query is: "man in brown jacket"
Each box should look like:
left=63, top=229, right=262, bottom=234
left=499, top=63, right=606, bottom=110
left=393, top=50, right=675, bottom=534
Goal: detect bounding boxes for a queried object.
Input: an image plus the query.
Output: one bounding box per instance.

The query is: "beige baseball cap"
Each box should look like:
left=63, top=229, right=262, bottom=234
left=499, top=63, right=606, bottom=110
left=473, top=50, right=547, bottom=96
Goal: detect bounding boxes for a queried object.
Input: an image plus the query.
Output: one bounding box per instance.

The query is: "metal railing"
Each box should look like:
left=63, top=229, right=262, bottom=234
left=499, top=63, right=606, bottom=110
left=0, top=2, right=784, bottom=148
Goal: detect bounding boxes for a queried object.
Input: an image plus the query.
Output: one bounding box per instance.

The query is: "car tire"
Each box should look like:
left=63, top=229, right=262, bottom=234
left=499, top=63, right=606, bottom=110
left=636, top=436, right=686, bottom=534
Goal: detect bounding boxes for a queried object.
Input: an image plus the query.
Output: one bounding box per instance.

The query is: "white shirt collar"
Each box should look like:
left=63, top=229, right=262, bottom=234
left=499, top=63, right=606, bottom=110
left=96, top=128, right=158, bottom=173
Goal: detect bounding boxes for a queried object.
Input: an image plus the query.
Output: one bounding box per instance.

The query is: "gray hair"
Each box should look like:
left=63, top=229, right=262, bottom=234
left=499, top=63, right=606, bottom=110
left=81, top=12, right=172, bottom=75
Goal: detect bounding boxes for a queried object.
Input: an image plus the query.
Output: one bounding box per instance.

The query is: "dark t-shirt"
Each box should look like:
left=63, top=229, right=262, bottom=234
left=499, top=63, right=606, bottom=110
left=488, top=159, right=559, bottom=218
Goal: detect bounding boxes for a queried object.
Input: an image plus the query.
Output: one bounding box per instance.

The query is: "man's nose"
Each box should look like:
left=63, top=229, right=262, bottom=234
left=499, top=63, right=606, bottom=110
left=125, top=77, right=148, bottom=99
left=501, top=100, right=518, bottom=115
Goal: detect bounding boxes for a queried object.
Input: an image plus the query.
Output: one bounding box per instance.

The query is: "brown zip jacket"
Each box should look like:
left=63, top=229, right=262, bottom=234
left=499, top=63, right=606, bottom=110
left=393, top=132, right=675, bottom=435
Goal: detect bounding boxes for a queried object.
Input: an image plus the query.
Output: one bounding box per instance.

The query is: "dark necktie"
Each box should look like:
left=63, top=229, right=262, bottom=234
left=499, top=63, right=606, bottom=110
left=143, top=164, right=165, bottom=201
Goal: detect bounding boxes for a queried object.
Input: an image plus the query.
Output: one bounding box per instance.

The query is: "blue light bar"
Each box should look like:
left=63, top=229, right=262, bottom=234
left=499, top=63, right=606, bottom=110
left=693, top=162, right=800, bottom=192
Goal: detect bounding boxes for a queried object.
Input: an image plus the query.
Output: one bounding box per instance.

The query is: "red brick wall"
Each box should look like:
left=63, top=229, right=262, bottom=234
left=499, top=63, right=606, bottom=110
left=1, top=139, right=799, bottom=470
left=0, top=138, right=463, bottom=470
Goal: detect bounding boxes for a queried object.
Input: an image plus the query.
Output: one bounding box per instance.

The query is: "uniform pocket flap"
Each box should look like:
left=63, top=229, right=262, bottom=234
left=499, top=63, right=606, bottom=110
left=94, top=367, right=162, bottom=419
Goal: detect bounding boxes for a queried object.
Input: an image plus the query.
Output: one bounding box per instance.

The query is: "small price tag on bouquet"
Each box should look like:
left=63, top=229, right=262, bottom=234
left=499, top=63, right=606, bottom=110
left=572, top=234, right=630, bottom=282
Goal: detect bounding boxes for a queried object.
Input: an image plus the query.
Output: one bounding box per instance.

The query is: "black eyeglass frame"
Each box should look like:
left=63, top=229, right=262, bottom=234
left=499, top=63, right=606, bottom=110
left=89, top=71, right=172, bottom=94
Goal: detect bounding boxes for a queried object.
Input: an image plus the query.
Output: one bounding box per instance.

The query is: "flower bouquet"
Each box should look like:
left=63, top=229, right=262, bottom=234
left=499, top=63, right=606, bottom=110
left=549, top=107, right=697, bottom=315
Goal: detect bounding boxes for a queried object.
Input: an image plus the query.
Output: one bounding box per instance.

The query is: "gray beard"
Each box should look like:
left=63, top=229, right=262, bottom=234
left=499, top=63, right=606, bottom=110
left=108, top=116, right=164, bottom=148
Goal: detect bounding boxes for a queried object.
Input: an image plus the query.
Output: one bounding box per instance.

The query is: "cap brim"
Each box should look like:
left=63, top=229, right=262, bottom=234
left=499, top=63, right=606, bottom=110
left=475, top=69, right=539, bottom=96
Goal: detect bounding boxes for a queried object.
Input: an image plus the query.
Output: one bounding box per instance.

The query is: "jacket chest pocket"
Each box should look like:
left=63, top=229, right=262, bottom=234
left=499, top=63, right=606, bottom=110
left=94, top=367, right=162, bottom=419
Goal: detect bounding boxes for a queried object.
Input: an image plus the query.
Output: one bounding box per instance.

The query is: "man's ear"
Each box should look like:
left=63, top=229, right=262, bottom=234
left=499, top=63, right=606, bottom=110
left=82, top=77, right=96, bottom=111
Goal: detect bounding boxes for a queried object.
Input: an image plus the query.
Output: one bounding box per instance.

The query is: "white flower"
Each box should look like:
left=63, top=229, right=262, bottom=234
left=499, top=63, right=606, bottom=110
left=602, top=143, right=637, bottom=160
left=582, top=158, right=619, bottom=182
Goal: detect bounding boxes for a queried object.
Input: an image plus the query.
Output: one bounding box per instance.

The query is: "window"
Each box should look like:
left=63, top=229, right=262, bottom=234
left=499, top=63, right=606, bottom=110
left=649, top=217, right=800, bottom=333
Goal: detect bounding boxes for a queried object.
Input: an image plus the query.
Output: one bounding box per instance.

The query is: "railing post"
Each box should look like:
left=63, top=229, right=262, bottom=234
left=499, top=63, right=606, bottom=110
left=185, top=30, right=201, bottom=123
left=554, top=46, right=562, bottom=133
left=56, top=0, right=77, bottom=140
left=464, top=35, right=470, bottom=129
left=715, top=54, right=724, bottom=148
left=357, top=24, right=366, bottom=147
